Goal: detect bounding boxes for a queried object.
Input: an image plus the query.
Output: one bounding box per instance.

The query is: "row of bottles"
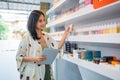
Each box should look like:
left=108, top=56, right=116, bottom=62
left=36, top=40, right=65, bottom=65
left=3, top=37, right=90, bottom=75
left=65, top=41, right=120, bottom=66
left=50, top=22, right=120, bottom=38
left=47, top=0, right=93, bottom=23
left=76, top=22, right=120, bottom=35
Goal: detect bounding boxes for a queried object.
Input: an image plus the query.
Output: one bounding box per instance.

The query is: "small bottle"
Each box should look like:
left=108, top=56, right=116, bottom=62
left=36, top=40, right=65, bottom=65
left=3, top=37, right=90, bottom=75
left=112, top=22, right=117, bottom=33
left=117, top=22, right=120, bottom=33
left=98, top=25, right=103, bottom=34
left=88, top=26, right=92, bottom=35
left=106, top=23, right=110, bottom=34
left=96, top=25, right=101, bottom=34
left=103, top=24, right=107, bottom=34
left=92, top=25, right=96, bottom=34
left=65, top=41, right=72, bottom=53
left=109, top=23, right=113, bottom=34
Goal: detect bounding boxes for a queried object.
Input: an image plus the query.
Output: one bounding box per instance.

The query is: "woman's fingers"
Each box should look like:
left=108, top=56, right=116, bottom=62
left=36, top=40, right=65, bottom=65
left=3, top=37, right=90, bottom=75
left=40, top=56, right=47, bottom=61
left=36, top=56, right=47, bottom=62
left=65, top=24, right=74, bottom=33
left=69, top=24, right=74, bottom=32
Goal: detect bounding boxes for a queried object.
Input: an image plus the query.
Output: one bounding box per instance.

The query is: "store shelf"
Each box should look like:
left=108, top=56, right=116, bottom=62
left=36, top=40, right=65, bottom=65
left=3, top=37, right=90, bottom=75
left=46, top=0, right=67, bottom=15
left=52, top=33, right=120, bottom=44
left=63, top=54, right=120, bottom=80
left=68, top=33, right=120, bottom=44
left=46, top=1, right=120, bottom=28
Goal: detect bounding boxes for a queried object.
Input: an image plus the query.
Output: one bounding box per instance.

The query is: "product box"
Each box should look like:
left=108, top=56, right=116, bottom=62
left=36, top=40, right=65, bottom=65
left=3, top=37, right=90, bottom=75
left=93, top=0, right=118, bottom=9
left=85, top=51, right=93, bottom=61
left=112, top=61, right=120, bottom=65
left=102, top=56, right=117, bottom=64
left=92, top=51, right=101, bottom=58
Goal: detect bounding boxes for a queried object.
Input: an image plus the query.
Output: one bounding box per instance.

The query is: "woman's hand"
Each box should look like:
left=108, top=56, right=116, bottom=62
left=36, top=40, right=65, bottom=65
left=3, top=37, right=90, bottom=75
left=65, top=24, right=74, bottom=34
left=33, top=56, right=47, bottom=62
left=58, top=24, right=74, bottom=49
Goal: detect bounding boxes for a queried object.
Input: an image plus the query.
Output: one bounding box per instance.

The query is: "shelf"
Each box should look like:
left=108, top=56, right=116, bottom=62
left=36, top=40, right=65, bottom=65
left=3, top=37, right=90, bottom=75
left=63, top=54, right=120, bottom=80
left=46, top=0, right=67, bottom=15
left=52, top=33, right=120, bottom=44
left=46, top=1, right=120, bottom=28
left=68, top=33, right=120, bottom=44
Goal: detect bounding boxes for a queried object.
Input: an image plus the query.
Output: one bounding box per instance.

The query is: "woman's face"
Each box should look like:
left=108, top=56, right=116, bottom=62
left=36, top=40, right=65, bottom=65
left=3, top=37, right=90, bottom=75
left=36, top=14, right=46, bottom=31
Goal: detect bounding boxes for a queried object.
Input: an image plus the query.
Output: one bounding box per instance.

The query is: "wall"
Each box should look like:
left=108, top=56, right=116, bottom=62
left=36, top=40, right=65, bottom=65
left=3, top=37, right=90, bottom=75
left=0, top=40, right=20, bottom=80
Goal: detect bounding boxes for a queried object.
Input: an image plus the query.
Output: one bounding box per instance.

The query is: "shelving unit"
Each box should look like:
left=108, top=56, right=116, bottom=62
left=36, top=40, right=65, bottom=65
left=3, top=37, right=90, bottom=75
left=63, top=54, right=120, bottom=80
left=46, top=1, right=120, bottom=28
left=47, top=0, right=120, bottom=80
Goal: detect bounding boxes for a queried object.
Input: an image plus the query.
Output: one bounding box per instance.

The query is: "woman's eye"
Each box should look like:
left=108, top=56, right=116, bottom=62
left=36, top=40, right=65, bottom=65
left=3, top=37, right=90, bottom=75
left=39, top=19, right=45, bottom=22
left=39, top=20, right=42, bottom=22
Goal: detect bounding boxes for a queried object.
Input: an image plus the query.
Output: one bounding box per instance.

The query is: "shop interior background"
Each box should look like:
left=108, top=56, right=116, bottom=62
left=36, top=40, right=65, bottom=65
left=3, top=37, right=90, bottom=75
left=0, top=0, right=52, bottom=80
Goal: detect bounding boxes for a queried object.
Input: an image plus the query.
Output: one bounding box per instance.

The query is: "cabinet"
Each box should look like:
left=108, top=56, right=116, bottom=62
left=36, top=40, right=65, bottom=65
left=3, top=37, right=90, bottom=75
left=46, top=0, right=120, bottom=80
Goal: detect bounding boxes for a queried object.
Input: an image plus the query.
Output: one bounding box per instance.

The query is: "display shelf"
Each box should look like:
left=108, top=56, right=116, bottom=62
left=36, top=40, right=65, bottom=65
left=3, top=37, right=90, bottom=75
left=46, top=0, right=67, bottom=15
left=67, top=33, right=120, bottom=44
left=46, top=1, right=120, bottom=28
left=51, top=33, right=120, bottom=44
left=63, top=54, right=120, bottom=80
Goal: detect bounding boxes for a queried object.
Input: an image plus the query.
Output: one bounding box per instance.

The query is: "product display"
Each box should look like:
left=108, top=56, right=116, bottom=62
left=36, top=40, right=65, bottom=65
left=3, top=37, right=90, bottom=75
left=50, top=22, right=120, bottom=38
left=73, top=48, right=101, bottom=61
left=92, top=50, right=101, bottom=58
left=77, top=22, right=120, bottom=35
left=102, top=56, right=117, bottom=64
left=93, top=58, right=100, bottom=64
left=48, top=0, right=93, bottom=23
left=65, top=41, right=72, bottom=53
left=47, top=0, right=120, bottom=79
left=85, top=51, right=93, bottom=61
left=111, top=60, right=120, bottom=65
left=73, top=48, right=86, bottom=59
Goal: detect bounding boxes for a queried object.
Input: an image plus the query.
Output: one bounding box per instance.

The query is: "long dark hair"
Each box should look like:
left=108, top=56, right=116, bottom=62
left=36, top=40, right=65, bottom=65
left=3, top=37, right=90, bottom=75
left=27, top=10, right=45, bottom=40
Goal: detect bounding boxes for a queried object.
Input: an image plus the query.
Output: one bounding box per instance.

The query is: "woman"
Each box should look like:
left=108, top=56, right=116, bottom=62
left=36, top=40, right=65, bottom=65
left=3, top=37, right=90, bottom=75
left=16, top=10, right=73, bottom=80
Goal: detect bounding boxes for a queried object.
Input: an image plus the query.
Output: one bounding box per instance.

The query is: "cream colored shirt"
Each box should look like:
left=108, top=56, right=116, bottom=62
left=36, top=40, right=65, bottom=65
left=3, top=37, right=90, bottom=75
left=16, top=32, right=58, bottom=80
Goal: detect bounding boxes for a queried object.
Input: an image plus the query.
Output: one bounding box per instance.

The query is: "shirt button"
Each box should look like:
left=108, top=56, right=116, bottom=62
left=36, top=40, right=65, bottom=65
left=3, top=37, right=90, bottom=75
left=38, top=64, right=41, bottom=66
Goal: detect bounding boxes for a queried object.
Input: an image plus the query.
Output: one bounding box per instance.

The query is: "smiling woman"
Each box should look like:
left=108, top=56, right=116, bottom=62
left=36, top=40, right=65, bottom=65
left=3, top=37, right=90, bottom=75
left=16, top=10, right=73, bottom=80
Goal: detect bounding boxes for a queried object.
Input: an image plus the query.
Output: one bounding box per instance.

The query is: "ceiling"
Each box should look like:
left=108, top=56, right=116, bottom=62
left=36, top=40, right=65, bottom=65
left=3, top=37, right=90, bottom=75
left=0, top=0, right=53, bottom=22
left=0, top=0, right=53, bottom=11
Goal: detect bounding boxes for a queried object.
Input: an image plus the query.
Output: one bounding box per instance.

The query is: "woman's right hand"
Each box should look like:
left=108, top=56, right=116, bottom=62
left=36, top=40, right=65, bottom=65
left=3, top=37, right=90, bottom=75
left=33, top=56, right=47, bottom=62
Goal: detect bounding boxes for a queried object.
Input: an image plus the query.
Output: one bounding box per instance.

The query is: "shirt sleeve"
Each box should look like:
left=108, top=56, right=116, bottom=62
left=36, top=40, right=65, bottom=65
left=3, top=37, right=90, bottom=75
left=16, top=34, right=28, bottom=73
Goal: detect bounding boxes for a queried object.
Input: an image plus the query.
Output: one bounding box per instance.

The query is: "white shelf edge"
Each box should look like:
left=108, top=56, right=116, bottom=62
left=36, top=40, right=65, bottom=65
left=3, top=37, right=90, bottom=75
left=63, top=55, right=120, bottom=80
left=52, top=33, right=120, bottom=44
left=68, top=34, right=120, bottom=44
left=46, top=0, right=67, bottom=15
left=46, top=1, right=120, bottom=28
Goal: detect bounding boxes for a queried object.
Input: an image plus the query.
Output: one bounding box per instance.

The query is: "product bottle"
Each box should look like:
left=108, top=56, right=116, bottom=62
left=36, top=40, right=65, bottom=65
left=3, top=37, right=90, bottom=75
left=65, top=41, right=72, bottom=53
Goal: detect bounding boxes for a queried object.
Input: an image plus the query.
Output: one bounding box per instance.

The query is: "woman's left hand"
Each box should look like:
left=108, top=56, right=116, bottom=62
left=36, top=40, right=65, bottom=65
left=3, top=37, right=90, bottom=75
left=65, top=24, right=74, bottom=34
